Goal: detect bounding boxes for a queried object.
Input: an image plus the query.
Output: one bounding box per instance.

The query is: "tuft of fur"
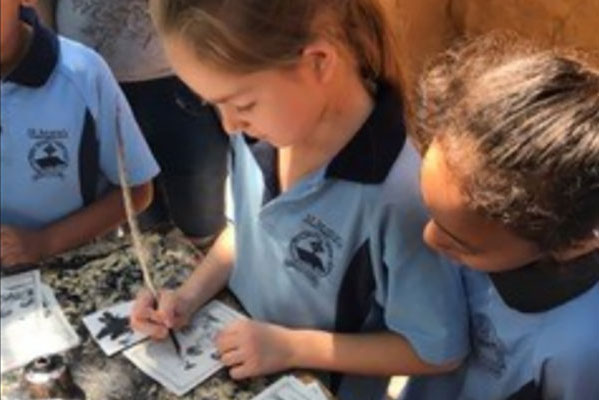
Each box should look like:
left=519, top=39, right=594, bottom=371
left=73, top=362, right=138, bottom=400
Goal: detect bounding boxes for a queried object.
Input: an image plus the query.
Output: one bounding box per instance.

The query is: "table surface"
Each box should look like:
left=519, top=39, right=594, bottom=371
left=1, top=229, right=280, bottom=400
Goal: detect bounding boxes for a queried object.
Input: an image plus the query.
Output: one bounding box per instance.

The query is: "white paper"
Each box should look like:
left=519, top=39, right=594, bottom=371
left=1, top=284, right=80, bottom=373
left=0, top=270, right=43, bottom=324
left=303, top=381, right=329, bottom=400
left=252, top=376, right=324, bottom=400
left=38, top=284, right=81, bottom=351
left=83, top=301, right=148, bottom=356
left=123, top=300, right=245, bottom=396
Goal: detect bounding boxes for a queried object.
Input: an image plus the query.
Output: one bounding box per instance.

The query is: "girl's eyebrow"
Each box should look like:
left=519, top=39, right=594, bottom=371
left=204, top=88, right=250, bottom=105
left=434, top=220, right=480, bottom=253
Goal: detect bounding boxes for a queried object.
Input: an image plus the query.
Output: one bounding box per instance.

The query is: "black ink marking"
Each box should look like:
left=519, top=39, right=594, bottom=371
left=96, top=311, right=133, bottom=341
left=183, top=361, right=197, bottom=371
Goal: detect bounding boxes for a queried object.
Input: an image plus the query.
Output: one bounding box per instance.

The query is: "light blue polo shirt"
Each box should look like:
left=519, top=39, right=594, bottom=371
left=402, top=252, right=599, bottom=400
left=227, top=83, right=469, bottom=400
left=0, top=8, right=160, bottom=229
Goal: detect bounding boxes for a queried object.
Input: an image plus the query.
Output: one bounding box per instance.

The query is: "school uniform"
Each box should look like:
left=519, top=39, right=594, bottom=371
left=227, top=83, right=469, bottom=400
left=55, top=0, right=229, bottom=238
left=0, top=8, right=159, bottom=229
left=402, top=252, right=599, bottom=400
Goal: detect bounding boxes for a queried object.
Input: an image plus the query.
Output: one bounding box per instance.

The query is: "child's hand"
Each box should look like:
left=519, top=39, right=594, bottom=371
left=215, top=320, right=294, bottom=380
left=0, top=225, right=45, bottom=267
left=130, top=288, right=194, bottom=339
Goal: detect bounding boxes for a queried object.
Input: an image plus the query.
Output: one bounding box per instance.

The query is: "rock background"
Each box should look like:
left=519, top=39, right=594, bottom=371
left=387, top=0, right=599, bottom=93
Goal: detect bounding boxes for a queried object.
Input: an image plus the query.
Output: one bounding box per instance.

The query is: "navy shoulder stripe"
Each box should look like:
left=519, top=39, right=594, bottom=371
left=331, top=240, right=377, bottom=394
left=78, top=110, right=99, bottom=206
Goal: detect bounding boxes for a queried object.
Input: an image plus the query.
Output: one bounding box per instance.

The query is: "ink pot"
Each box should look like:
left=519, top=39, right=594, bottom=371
left=22, top=355, right=85, bottom=399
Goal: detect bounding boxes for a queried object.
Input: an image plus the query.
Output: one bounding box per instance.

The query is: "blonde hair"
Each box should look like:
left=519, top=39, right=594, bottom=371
left=149, top=0, right=405, bottom=91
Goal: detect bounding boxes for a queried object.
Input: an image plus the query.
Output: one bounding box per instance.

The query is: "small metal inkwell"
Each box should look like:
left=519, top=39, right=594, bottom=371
left=22, top=355, right=85, bottom=399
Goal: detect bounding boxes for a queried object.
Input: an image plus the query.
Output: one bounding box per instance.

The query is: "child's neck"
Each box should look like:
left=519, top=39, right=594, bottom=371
left=0, top=23, right=34, bottom=79
left=278, top=73, right=375, bottom=191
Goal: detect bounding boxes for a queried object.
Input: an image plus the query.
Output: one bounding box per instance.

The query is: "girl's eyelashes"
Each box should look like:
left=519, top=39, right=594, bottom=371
left=235, top=102, right=256, bottom=113
left=434, top=223, right=477, bottom=256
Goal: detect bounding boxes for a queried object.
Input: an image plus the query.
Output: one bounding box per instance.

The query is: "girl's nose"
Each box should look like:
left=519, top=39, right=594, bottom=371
left=423, top=220, right=453, bottom=254
left=219, top=107, right=247, bottom=135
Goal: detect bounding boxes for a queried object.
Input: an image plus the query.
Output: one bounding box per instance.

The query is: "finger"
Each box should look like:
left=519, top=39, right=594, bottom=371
left=217, top=320, right=244, bottom=339
left=225, top=320, right=247, bottom=332
left=215, top=330, right=239, bottom=354
left=131, top=290, right=167, bottom=337
left=229, top=364, right=252, bottom=380
left=216, top=337, right=239, bottom=355
left=157, top=290, right=180, bottom=328
left=1, top=252, right=21, bottom=267
left=132, top=307, right=163, bottom=330
left=130, top=316, right=169, bottom=340
left=220, top=349, right=245, bottom=367
left=0, top=241, right=13, bottom=258
left=0, top=228, right=16, bottom=244
left=133, top=289, right=156, bottom=309
left=132, top=290, right=157, bottom=319
left=0, top=241, right=19, bottom=253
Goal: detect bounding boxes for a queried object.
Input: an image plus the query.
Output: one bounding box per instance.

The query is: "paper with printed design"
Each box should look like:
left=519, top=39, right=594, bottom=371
left=123, top=300, right=245, bottom=396
left=1, top=283, right=79, bottom=373
left=252, top=376, right=329, bottom=400
left=0, top=270, right=42, bottom=324
left=83, top=301, right=148, bottom=356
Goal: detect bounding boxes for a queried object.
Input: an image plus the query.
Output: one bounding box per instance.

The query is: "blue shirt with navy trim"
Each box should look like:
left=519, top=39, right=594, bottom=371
left=227, top=83, right=469, bottom=400
left=402, top=252, right=599, bottom=400
left=0, top=8, right=160, bottom=229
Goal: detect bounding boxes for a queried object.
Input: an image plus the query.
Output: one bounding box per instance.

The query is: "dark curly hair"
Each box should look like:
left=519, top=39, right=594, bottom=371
left=415, top=34, right=599, bottom=252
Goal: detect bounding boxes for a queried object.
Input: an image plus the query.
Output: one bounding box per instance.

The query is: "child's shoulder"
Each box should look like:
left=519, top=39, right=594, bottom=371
left=53, top=36, right=114, bottom=93
left=534, top=284, right=599, bottom=369
left=535, top=291, right=599, bottom=396
left=50, top=36, right=119, bottom=117
left=377, top=139, right=427, bottom=216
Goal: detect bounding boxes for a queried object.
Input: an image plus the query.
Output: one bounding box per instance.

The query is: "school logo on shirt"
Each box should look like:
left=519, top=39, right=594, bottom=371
left=472, top=313, right=507, bottom=377
left=28, top=129, right=70, bottom=180
left=285, top=214, right=343, bottom=283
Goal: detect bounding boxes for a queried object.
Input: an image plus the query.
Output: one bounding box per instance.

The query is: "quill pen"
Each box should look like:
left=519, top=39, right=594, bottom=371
left=114, top=105, right=182, bottom=358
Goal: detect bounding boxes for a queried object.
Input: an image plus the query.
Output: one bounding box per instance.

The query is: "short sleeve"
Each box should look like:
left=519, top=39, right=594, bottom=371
left=370, top=200, right=470, bottom=365
left=91, top=54, right=160, bottom=186
left=224, top=162, right=235, bottom=223
left=540, top=333, right=599, bottom=399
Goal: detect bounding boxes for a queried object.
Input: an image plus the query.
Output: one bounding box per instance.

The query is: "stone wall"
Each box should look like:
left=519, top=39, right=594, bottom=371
left=389, top=0, right=599, bottom=92
left=452, top=0, right=599, bottom=53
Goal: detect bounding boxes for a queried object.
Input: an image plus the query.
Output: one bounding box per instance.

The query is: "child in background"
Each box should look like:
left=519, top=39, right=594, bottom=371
left=36, top=0, right=229, bottom=248
left=404, top=36, right=599, bottom=399
left=131, top=1, right=468, bottom=399
left=0, top=2, right=160, bottom=267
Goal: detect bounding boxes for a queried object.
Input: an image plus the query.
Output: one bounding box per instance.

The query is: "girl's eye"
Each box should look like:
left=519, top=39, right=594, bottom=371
left=235, top=102, right=256, bottom=113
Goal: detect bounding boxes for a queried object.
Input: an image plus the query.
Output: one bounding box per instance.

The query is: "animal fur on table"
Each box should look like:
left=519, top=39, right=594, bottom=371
left=73, top=361, right=138, bottom=400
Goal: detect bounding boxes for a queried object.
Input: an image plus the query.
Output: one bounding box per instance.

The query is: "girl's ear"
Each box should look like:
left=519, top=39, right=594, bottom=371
left=300, top=39, right=339, bottom=84
left=550, top=231, right=599, bottom=262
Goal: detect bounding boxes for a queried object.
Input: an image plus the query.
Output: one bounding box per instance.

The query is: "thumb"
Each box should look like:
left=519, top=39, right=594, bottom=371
left=157, top=290, right=179, bottom=328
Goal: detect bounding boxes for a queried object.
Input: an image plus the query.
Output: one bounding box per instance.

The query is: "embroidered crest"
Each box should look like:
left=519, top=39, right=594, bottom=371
left=286, top=230, right=334, bottom=281
left=29, top=140, right=69, bottom=180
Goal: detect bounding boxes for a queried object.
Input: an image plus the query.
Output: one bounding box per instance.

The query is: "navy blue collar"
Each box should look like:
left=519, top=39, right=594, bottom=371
left=489, top=250, right=599, bottom=313
left=245, top=81, right=407, bottom=188
left=5, top=7, right=59, bottom=87
left=325, top=82, right=407, bottom=183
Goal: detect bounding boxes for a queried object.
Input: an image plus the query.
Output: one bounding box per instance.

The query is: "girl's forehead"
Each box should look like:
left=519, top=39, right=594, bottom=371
left=164, top=36, right=256, bottom=96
